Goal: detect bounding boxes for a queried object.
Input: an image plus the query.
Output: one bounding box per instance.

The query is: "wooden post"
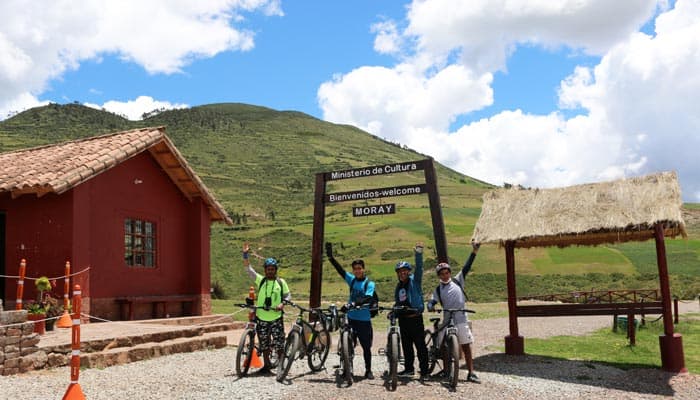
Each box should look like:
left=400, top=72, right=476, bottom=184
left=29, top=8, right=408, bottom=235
left=673, top=297, right=679, bottom=324
left=654, top=223, right=686, bottom=373
left=423, top=159, right=448, bottom=263
left=627, top=313, right=635, bottom=346
left=309, top=173, right=326, bottom=309
left=504, top=241, right=523, bottom=355
left=16, top=259, right=26, bottom=310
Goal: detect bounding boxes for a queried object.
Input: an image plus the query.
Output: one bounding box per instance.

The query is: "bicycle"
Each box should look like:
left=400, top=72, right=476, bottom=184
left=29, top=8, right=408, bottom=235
left=377, top=305, right=416, bottom=391
left=234, top=303, right=280, bottom=377
left=276, top=300, right=332, bottom=382
left=424, top=307, right=475, bottom=388
left=333, top=303, right=366, bottom=387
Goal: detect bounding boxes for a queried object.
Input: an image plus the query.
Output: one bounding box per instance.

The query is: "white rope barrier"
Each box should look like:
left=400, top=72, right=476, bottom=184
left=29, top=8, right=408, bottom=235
left=0, top=314, right=62, bottom=329
left=0, top=266, right=90, bottom=281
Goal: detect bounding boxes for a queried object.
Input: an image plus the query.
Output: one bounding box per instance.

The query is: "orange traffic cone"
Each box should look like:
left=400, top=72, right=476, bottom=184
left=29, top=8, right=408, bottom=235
left=247, top=348, right=263, bottom=369
left=56, top=311, right=72, bottom=329
left=62, top=383, right=85, bottom=400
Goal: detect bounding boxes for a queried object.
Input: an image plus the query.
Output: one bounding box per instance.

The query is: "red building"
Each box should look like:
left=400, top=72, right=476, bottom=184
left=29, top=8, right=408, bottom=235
left=0, top=127, right=231, bottom=320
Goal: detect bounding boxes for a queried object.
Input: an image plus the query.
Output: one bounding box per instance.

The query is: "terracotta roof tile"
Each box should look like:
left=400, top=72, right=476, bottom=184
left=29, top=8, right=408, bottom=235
left=0, top=127, right=231, bottom=224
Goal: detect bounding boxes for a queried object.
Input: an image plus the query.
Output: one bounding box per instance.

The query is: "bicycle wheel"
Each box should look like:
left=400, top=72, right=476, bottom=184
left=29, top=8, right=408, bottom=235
left=307, top=328, right=331, bottom=372
left=340, top=330, right=354, bottom=386
left=446, top=334, right=460, bottom=389
left=388, top=332, right=399, bottom=391
left=235, top=328, right=256, bottom=377
left=276, top=331, right=300, bottom=382
left=424, top=329, right=437, bottom=374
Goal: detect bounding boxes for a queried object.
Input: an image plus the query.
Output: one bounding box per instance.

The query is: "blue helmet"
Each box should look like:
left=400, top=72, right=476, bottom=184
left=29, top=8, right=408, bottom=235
left=395, top=261, right=411, bottom=271
left=264, top=257, right=279, bottom=268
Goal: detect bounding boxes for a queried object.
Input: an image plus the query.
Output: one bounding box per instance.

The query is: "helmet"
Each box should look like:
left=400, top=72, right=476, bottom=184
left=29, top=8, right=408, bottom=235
left=395, top=261, right=411, bottom=271
left=435, top=262, right=451, bottom=274
left=263, top=257, right=278, bottom=268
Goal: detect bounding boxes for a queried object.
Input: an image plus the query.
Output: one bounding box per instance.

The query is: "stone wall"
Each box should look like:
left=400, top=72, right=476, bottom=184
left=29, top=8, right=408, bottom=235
left=0, top=309, right=49, bottom=375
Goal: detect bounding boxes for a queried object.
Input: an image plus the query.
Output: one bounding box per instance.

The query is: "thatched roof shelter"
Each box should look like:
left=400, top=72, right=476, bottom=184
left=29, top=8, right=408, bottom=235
left=473, top=171, right=686, bottom=249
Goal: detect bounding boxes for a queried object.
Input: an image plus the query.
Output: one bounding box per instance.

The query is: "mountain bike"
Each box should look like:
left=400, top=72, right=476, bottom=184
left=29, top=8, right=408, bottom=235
left=424, top=307, right=475, bottom=388
left=377, top=305, right=415, bottom=391
left=333, top=304, right=364, bottom=387
left=276, top=300, right=332, bottom=382
left=235, top=303, right=280, bottom=377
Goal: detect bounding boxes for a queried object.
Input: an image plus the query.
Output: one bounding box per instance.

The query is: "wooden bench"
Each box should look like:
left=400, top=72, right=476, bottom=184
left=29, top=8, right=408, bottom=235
left=516, top=301, right=664, bottom=345
left=516, top=301, right=664, bottom=317
left=115, top=295, right=198, bottom=320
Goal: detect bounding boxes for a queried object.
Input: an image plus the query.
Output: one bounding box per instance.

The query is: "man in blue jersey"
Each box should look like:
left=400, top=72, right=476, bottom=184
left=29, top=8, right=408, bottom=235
left=326, top=242, right=376, bottom=379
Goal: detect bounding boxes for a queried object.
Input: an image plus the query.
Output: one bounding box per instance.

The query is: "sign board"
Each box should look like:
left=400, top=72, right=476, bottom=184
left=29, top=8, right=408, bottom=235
left=326, top=184, right=427, bottom=203
left=352, top=203, right=396, bottom=217
left=325, top=160, right=427, bottom=181
left=309, top=158, right=447, bottom=309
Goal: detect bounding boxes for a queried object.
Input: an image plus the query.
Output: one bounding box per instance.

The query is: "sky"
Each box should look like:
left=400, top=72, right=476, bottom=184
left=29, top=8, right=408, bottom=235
left=2, top=0, right=700, bottom=202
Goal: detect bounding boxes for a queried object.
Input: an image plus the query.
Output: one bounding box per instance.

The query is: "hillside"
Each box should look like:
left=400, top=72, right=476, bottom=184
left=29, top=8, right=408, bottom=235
left=1, top=103, right=698, bottom=303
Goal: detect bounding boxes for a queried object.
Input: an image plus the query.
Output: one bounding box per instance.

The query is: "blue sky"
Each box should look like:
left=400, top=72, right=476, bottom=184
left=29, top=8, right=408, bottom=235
left=2, top=0, right=700, bottom=202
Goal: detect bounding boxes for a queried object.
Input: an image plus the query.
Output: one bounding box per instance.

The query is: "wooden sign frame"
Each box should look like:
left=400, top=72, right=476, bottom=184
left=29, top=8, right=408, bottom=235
left=308, top=158, right=447, bottom=307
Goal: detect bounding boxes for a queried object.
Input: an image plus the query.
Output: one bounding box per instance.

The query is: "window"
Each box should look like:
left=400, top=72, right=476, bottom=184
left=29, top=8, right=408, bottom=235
left=124, top=218, right=157, bottom=267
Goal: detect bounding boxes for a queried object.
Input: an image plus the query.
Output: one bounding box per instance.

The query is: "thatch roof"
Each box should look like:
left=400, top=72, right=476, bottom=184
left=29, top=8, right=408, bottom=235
left=472, top=171, right=686, bottom=248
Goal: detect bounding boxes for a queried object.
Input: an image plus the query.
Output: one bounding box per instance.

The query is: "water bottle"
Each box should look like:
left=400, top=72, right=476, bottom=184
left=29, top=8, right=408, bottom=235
left=247, top=286, right=256, bottom=321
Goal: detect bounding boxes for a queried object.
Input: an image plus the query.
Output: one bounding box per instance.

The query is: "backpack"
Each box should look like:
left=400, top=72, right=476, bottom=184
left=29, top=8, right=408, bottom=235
left=436, top=278, right=468, bottom=306
left=351, top=278, right=379, bottom=318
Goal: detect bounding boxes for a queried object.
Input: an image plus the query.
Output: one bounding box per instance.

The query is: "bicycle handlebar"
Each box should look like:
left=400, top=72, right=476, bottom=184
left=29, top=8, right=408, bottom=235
left=430, top=308, right=476, bottom=314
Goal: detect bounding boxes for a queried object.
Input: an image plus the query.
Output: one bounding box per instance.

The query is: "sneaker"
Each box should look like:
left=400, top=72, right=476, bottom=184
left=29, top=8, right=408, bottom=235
left=467, top=372, right=481, bottom=384
left=397, top=369, right=415, bottom=377
left=419, top=372, right=429, bottom=382
left=364, top=371, right=374, bottom=380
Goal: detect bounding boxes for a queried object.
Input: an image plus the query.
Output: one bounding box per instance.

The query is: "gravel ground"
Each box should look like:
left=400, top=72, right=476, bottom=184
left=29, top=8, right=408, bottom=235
left=2, top=302, right=698, bottom=400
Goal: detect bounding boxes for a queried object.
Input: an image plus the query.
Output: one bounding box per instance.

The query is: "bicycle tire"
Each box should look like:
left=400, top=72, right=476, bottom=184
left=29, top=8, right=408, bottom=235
left=388, top=332, right=399, bottom=391
left=446, top=334, right=460, bottom=389
left=340, top=330, right=353, bottom=385
left=235, top=328, right=255, bottom=377
left=276, top=330, right=300, bottom=382
left=307, top=328, right=331, bottom=372
left=424, top=329, right=438, bottom=374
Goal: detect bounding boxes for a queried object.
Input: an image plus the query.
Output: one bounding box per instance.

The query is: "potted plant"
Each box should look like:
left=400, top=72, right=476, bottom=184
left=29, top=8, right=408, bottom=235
left=25, top=300, right=47, bottom=334
left=24, top=276, right=53, bottom=334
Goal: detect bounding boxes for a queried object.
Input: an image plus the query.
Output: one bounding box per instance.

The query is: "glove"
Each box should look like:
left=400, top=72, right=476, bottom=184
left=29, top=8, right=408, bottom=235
left=427, top=303, right=435, bottom=312
left=325, top=242, right=333, bottom=258
left=245, top=297, right=254, bottom=306
left=471, top=239, right=481, bottom=252
left=415, top=244, right=423, bottom=254
left=340, top=302, right=355, bottom=313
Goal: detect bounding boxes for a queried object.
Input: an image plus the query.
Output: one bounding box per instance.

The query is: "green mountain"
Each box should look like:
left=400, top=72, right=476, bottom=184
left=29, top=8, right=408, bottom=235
left=2, top=103, right=699, bottom=303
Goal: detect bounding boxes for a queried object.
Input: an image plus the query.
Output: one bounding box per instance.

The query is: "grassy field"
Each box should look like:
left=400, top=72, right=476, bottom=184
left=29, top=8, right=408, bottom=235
left=523, top=316, right=700, bottom=373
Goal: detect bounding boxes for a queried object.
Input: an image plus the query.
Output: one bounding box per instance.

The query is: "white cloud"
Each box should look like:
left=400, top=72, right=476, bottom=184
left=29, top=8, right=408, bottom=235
left=371, top=20, right=402, bottom=55
left=84, top=96, right=189, bottom=121
left=0, top=0, right=282, bottom=119
left=319, top=0, right=700, bottom=201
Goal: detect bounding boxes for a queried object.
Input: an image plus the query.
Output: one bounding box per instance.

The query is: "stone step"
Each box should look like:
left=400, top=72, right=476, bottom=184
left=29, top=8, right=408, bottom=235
left=79, top=333, right=228, bottom=369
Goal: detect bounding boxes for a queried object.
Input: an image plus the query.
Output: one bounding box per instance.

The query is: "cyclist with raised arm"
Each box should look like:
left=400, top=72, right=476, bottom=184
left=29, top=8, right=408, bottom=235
left=326, top=242, right=376, bottom=380
left=242, top=243, right=291, bottom=373
left=393, top=242, right=429, bottom=381
left=426, top=239, right=481, bottom=383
